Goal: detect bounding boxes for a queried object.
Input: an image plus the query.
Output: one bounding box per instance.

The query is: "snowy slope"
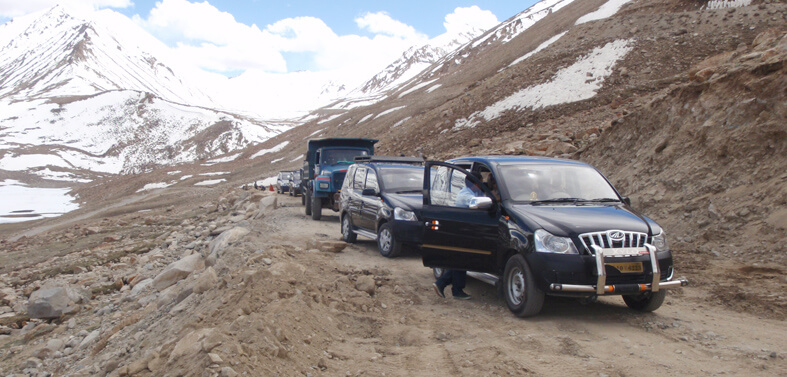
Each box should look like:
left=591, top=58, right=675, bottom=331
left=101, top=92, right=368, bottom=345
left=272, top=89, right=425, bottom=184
left=0, top=5, right=213, bottom=106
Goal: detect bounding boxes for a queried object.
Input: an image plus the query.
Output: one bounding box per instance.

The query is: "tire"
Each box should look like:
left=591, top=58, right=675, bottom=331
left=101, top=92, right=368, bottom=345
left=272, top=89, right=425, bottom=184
left=623, top=290, right=666, bottom=312
left=276, top=187, right=281, bottom=194
left=305, top=191, right=312, bottom=215
left=311, top=193, right=322, bottom=220
left=341, top=214, right=357, bottom=243
left=433, top=267, right=445, bottom=280
left=503, top=254, right=544, bottom=317
left=377, top=223, right=401, bottom=258
left=301, top=191, right=305, bottom=205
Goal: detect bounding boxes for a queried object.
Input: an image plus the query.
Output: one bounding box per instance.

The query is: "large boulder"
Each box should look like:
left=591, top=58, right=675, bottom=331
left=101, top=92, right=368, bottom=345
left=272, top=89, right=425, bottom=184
left=254, top=196, right=278, bottom=219
left=152, top=254, right=205, bottom=291
left=205, top=227, right=250, bottom=266
left=27, top=287, right=89, bottom=319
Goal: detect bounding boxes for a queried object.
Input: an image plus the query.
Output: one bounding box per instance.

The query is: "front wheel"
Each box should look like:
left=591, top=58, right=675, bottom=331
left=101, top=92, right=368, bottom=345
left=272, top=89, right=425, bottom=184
left=311, top=193, right=322, bottom=220
left=503, top=254, right=544, bottom=318
left=341, top=214, right=357, bottom=243
left=377, top=223, right=401, bottom=258
left=305, top=191, right=312, bottom=215
left=623, top=290, right=666, bottom=312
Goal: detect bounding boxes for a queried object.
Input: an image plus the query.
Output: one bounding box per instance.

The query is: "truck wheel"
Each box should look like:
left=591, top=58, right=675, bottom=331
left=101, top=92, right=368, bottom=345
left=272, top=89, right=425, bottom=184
left=305, top=191, right=312, bottom=215
left=341, top=214, right=357, bottom=243
left=311, top=194, right=322, bottom=220
left=377, top=223, right=401, bottom=258
left=503, top=254, right=544, bottom=317
left=623, top=290, right=666, bottom=312
left=301, top=191, right=305, bottom=205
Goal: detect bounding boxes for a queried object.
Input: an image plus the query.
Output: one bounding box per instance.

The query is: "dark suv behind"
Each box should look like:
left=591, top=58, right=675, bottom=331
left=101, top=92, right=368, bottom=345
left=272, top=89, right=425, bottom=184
left=420, top=156, right=688, bottom=317
left=339, top=156, right=424, bottom=257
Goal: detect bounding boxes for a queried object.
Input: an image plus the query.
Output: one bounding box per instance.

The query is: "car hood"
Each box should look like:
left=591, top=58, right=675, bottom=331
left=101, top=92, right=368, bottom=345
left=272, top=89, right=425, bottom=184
left=508, top=204, right=655, bottom=236
left=384, top=193, right=423, bottom=212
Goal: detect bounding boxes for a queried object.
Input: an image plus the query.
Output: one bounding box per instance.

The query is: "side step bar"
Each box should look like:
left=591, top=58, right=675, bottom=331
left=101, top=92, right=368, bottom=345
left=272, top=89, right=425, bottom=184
left=467, top=271, right=499, bottom=286
left=354, top=229, right=377, bottom=240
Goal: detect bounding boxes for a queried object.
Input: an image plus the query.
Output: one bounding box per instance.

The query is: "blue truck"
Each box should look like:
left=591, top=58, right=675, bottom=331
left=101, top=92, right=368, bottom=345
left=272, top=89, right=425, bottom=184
left=303, top=138, right=378, bottom=220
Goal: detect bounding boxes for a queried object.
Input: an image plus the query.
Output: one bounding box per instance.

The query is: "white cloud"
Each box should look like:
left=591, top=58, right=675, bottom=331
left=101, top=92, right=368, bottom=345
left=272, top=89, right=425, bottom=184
left=0, top=0, right=131, bottom=18
left=355, top=11, right=425, bottom=40
left=443, top=6, right=499, bottom=35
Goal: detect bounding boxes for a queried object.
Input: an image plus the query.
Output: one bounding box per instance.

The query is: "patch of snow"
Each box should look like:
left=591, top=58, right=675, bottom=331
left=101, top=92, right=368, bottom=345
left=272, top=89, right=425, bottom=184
left=250, top=141, right=290, bottom=159
left=0, top=181, right=79, bottom=224
left=706, top=0, right=752, bottom=9
left=318, top=114, right=342, bottom=124
left=358, top=114, right=374, bottom=124
left=290, top=154, right=304, bottom=162
left=271, top=157, right=284, bottom=164
left=206, top=153, right=241, bottom=164
left=33, top=169, right=92, bottom=183
left=576, top=0, right=632, bottom=25
left=199, top=172, right=229, bottom=176
left=426, top=84, right=442, bottom=93
left=392, top=117, right=411, bottom=128
left=398, top=79, right=438, bottom=98
left=374, top=106, right=407, bottom=119
left=167, top=170, right=182, bottom=175
left=472, top=0, right=576, bottom=48
left=180, top=175, right=193, bottom=180
left=194, top=179, right=226, bottom=186
left=456, top=39, right=633, bottom=130
left=508, top=32, right=568, bottom=67
left=136, top=182, right=175, bottom=192
left=0, top=153, right=71, bottom=171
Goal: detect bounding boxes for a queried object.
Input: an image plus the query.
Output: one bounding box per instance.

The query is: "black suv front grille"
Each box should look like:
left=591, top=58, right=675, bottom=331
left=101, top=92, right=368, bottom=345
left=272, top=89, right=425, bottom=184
left=579, top=231, right=651, bottom=255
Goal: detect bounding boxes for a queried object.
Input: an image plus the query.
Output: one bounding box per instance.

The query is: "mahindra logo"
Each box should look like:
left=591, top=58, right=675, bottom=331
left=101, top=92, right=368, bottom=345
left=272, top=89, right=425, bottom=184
left=608, top=231, right=626, bottom=241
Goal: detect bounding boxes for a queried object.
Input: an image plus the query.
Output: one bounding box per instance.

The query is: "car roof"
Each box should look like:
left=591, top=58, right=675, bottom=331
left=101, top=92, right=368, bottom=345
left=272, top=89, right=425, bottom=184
left=447, top=155, right=590, bottom=168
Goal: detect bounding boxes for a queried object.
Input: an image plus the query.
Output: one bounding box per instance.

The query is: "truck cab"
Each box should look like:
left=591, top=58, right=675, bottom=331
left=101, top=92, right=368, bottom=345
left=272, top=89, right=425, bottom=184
left=303, top=138, right=378, bottom=220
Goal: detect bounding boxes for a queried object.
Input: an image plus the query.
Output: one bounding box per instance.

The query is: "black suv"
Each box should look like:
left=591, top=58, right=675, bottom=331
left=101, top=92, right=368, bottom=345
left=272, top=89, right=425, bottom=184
left=339, top=156, right=424, bottom=257
left=420, top=156, right=688, bottom=317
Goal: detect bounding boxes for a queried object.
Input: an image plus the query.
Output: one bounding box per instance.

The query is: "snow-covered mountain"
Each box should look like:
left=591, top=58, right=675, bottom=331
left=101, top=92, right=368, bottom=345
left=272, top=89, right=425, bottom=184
left=0, top=6, right=290, bottom=180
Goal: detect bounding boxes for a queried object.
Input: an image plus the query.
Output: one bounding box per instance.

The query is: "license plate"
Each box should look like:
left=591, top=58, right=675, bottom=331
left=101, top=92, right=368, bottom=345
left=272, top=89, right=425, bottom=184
left=607, top=262, right=643, bottom=273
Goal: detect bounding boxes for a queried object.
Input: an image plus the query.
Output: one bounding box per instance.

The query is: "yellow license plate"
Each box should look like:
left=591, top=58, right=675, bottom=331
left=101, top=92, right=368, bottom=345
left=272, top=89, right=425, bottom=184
left=608, top=262, right=643, bottom=274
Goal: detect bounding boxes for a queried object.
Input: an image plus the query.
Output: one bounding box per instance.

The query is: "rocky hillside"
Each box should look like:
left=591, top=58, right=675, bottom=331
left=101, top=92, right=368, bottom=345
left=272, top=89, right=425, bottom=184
left=0, top=0, right=785, bottom=376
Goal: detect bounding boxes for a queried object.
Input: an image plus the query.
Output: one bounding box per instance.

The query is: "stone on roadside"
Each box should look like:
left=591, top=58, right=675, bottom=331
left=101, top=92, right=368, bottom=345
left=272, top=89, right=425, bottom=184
left=254, top=196, right=278, bottom=219
left=193, top=267, right=218, bottom=294
left=355, top=276, right=376, bottom=296
left=205, top=227, right=250, bottom=265
left=27, top=287, right=90, bottom=319
left=152, top=254, right=205, bottom=291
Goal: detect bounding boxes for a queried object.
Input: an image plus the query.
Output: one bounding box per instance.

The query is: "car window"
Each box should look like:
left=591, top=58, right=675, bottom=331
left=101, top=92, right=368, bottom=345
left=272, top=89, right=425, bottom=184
left=379, top=166, right=423, bottom=193
left=365, top=169, right=379, bottom=192
left=429, top=165, right=482, bottom=207
left=343, top=166, right=355, bottom=191
left=499, top=164, right=619, bottom=201
left=353, top=167, right=367, bottom=190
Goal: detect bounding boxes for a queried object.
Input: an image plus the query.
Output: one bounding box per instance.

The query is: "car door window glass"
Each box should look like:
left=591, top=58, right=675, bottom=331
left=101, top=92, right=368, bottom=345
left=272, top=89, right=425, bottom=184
left=353, top=167, right=367, bottom=191
left=429, top=165, right=478, bottom=208
left=365, top=169, right=379, bottom=193
left=343, top=166, right=355, bottom=191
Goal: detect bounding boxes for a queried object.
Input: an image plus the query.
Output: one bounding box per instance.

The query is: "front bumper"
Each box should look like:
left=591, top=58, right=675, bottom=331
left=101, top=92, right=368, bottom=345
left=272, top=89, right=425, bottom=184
left=548, top=245, right=689, bottom=294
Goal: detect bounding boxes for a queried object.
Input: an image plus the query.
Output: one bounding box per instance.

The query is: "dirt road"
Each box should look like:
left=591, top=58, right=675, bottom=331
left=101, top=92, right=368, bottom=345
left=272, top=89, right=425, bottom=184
left=263, top=194, right=786, bottom=377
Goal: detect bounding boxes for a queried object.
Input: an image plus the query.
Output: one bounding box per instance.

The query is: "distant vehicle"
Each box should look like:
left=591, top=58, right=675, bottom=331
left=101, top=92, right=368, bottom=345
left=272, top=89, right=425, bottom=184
left=303, top=138, right=378, bottom=220
left=420, top=156, right=688, bottom=317
left=276, top=171, right=294, bottom=194
left=288, top=170, right=303, bottom=197
left=339, top=156, right=424, bottom=257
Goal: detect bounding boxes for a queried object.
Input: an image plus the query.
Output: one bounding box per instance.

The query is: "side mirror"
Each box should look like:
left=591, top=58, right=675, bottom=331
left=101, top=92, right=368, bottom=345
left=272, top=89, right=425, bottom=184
left=469, top=196, right=493, bottom=210
left=622, top=197, right=631, bottom=206
left=362, top=188, right=378, bottom=196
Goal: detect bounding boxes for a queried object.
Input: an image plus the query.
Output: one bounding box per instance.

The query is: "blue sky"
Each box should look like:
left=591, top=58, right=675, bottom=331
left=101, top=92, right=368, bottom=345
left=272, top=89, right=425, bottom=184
left=0, top=0, right=539, bottom=75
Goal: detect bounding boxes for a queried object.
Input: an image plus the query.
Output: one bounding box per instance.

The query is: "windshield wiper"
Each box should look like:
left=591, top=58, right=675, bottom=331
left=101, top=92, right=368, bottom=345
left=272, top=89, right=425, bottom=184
left=530, top=198, right=582, bottom=205
left=583, top=198, right=621, bottom=203
left=395, top=189, right=422, bottom=194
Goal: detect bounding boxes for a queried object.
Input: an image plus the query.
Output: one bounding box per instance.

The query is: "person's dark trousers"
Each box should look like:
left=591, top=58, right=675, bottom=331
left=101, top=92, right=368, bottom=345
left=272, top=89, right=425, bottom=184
left=435, top=269, right=467, bottom=295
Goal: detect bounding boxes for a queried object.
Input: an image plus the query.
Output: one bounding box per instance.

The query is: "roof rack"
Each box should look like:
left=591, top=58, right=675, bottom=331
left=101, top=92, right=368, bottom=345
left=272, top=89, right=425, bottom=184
left=354, top=156, right=424, bottom=164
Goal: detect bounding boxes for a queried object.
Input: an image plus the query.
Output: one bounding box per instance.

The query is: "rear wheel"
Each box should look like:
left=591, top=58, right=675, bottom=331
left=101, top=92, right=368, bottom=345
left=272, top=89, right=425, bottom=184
left=623, top=290, right=666, bottom=312
left=377, top=223, right=401, bottom=258
left=305, top=190, right=312, bottom=215
left=341, top=214, right=357, bottom=243
left=311, top=193, right=322, bottom=220
left=503, top=254, right=544, bottom=317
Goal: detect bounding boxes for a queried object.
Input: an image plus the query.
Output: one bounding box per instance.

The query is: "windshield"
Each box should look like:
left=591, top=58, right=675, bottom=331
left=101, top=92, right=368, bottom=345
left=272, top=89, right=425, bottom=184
left=380, top=166, right=424, bottom=193
left=282, top=173, right=292, bottom=179
left=292, top=171, right=301, bottom=179
left=498, top=164, right=619, bottom=202
left=321, top=149, right=368, bottom=165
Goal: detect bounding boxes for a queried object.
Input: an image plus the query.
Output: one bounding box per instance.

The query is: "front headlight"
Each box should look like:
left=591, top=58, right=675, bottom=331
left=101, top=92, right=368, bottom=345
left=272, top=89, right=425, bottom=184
left=652, top=230, right=668, bottom=252
left=394, top=207, right=417, bottom=221
left=319, top=182, right=329, bottom=189
left=534, top=229, right=578, bottom=254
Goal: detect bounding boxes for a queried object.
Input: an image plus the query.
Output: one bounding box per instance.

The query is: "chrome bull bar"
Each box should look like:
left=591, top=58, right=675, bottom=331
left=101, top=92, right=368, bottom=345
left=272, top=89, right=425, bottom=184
left=550, top=244, right=689, bottom=294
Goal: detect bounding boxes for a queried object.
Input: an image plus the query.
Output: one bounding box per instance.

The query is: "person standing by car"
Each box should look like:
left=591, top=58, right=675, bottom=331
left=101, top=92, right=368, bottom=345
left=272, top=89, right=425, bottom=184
left=433, top=171, right=485, bottom=300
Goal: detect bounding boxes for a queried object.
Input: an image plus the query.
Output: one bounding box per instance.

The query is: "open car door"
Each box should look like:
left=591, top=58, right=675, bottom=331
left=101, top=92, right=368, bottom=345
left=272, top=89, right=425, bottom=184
left=420, top=161, right=499, bottom=273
